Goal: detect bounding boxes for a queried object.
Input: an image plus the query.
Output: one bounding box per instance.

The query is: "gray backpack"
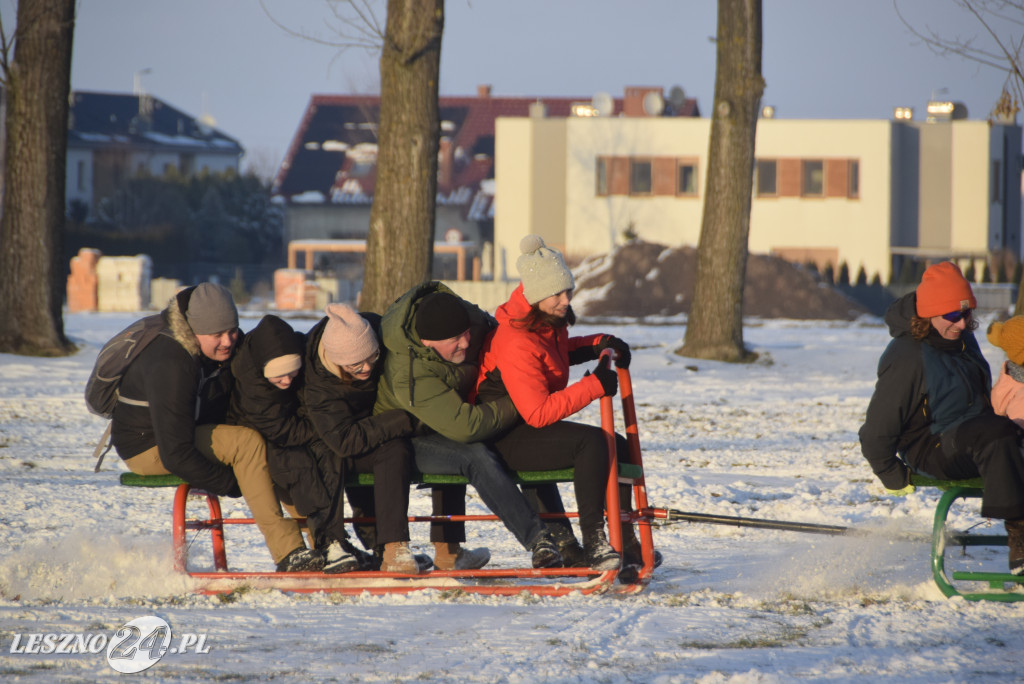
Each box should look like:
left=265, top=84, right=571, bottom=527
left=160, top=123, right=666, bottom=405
left=85, top=314, right=167, bottom=469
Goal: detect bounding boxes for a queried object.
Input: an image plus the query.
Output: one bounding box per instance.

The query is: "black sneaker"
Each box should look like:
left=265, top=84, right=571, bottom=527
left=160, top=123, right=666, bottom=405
left=531, top=536, right=564, bottom=569
left=276, top=547, right=325, bottom=573
left=336, top=538, right=376, bottom=571
left=414, top=553, right=434, bottom=573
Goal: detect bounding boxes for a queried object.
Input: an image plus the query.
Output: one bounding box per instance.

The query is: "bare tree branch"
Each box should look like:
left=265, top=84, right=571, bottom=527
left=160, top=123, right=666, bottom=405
left=258, top=0, right=385, bottom=52
left=894, top=0, right=1024, bottom=111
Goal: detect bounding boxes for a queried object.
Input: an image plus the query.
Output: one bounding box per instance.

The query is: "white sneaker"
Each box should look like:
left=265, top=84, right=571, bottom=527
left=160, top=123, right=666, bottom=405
left=323, top=540, right=359, bottom=574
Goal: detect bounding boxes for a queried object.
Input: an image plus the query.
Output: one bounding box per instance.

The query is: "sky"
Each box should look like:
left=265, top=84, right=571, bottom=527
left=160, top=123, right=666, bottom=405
left=58, top=0, right=1018, bottom=178
left=2, top=310, right=1023, bottom=681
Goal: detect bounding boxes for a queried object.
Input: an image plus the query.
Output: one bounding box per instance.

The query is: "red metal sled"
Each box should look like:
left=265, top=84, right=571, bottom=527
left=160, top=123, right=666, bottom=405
left=120, top=359, right=659, bottom=596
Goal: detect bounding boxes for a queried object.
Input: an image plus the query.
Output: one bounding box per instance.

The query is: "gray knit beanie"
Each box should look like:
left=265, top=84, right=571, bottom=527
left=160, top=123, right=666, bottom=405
left=186, top=283, right=239, bottom=335
left=516, top=235, right=575, bottom=304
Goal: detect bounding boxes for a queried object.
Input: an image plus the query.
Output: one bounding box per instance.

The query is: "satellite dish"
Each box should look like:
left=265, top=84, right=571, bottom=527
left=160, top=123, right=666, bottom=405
left=592, top=91, right=614, bottom=117
left=642, top=91, right=665, bottom=116
left=668, top=85, right=687, bottom=111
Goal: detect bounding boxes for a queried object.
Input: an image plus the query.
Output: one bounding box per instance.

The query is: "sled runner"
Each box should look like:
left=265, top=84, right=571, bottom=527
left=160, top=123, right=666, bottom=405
left=911, top=474, right=1024, bottom=602
left=118, top=360, right=659, bottom=596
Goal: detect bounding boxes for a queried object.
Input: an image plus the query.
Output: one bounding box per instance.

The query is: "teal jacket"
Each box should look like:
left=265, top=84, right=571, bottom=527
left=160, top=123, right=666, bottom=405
left=373, top=282, right=519, bottom=442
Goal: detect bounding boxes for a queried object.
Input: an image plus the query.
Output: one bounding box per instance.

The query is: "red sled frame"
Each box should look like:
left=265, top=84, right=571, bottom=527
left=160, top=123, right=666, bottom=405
left=123, top=358, right=658, bottom=596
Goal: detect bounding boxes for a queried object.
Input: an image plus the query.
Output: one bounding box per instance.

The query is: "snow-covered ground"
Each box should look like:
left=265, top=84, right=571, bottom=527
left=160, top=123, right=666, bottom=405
left=1, top=310, right=1023, bottom=683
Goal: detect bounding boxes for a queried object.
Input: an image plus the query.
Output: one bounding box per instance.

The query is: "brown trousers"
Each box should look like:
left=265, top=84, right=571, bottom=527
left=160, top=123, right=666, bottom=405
left=124, top=424, right=305, bottom=564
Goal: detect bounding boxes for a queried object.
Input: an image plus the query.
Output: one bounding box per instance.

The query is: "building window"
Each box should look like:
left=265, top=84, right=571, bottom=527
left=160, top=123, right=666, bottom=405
left=756, top=160, right=777, bottom=196
left=596, top=158, right=609, bottom=196
left=629, top=159, right=652, bottom=195
left=848, top=160, right=859, bottom=198
left=677, top=161, right=697, bottom=196
left=802, top=160, right=824, bottom=196
left=76, top=160, right=86, bottom=192
left=993, top=161, right=1002, bottom=203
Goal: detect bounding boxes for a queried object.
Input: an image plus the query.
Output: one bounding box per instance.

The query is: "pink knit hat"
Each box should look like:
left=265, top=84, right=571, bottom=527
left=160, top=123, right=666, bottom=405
left=320, top=303, right=378, bottom=366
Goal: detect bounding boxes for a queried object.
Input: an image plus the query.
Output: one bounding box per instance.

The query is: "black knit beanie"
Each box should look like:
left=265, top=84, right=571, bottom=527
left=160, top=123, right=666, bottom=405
left=415, top=292, right=470, bottom=341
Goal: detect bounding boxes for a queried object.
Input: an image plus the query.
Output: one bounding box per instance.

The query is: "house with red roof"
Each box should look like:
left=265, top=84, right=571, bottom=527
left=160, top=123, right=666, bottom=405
left=272, top=84, right=699, bottom=280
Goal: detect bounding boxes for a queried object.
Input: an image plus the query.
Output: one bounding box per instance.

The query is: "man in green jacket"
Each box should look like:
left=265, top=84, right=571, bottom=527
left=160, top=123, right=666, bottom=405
left=375, top=282, right=563, bottom=570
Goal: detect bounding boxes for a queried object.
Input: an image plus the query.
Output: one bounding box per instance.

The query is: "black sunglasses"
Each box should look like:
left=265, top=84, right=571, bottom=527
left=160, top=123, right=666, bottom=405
left=940, top=308, right=973, bottom=323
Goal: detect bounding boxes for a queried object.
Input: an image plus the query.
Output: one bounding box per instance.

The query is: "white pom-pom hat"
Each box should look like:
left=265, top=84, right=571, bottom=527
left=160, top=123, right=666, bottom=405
left=516, top=234, right=575, bottom=304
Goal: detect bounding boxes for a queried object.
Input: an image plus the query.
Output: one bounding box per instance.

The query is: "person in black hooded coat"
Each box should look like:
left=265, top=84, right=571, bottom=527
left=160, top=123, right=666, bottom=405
left=302, top=304, right=425, bottom=574
left=228, top=314, right=373, bottom=573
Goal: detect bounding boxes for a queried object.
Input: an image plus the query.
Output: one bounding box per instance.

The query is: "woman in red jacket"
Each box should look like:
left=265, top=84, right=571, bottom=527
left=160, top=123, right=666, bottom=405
left=476, top=235, right=658, bottom=575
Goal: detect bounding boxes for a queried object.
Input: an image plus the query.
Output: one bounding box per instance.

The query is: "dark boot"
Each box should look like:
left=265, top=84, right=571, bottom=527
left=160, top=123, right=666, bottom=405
left=548, top=524, right=587, bottom=568
left=530, top=533, right=563, bottom=569
left=619, top=524, right=664, bottom=583
left=582, top=529, right=620, bottom=571
left=621, top=524, right=664, bottom=568
left=1006, top=519, right=1024, bottom=575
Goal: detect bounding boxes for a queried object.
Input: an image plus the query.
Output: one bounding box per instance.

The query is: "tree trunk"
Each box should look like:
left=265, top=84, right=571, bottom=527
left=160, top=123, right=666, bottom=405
left=360, top=0, right=443, bottom=314
left=0, top=0, right=76, bottom=355
left=677, top=0, right=763, bottom=362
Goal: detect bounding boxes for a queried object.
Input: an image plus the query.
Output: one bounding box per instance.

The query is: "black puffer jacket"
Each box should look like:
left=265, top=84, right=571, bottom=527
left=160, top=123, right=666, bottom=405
left=111, top=286, right=239, bottom=496
left=302, top=313, right=416, bottom=460
left=859, top=292, right=992, bottom=489
left=227, top=315, right=318, bottom=448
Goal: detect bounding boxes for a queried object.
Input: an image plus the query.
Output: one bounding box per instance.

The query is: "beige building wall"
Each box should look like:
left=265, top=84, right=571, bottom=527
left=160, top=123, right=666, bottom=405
left=563, top=117, right=709, bottom=260
left=949, top=121, right=993, bottom=254
left=494, top=117, right=567, bottom=281
left=749, top=120, right=894, bottom=281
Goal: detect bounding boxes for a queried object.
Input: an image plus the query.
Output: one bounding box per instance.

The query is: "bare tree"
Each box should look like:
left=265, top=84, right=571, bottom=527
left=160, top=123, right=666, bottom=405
left=895, top=0, right=1023, bottom=117
left=677, top=0, right=763, bottom=362
left=360, top=0, right=443, bottom=313
left=0, top=0, right=76, bottom=355
left=263, top=0, right=442, bottom=314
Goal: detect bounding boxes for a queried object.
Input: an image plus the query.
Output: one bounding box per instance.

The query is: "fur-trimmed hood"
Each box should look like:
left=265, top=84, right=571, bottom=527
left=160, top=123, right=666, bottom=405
left=162, top=286, right=203, bottom=357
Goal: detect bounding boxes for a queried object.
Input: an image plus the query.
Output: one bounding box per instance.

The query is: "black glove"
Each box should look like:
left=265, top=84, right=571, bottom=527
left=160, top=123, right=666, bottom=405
left=596, top=335, right=631, bottom=368
left=589, top=356, right=618, bottom=397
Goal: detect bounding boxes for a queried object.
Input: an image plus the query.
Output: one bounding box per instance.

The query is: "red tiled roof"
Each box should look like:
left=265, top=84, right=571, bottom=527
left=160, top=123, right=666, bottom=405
left=273, top=89, right=700, bottom=205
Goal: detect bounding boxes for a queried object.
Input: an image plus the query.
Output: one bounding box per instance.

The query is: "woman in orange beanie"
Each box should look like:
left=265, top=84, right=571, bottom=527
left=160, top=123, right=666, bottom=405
left=859, top=261, right=1024, bottom=575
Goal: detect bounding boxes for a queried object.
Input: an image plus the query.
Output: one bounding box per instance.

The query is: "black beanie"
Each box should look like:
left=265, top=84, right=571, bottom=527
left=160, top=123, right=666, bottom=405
left=415, top=292, right=471, bottom=341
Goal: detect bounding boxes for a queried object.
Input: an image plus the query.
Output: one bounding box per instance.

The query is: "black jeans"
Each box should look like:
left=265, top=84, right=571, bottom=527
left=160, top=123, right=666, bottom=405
left=490, top=420, right=628, bottom=538
left=908, top=412, right=1024, bottom=520
left=344, top=438, right=414, bottom=546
